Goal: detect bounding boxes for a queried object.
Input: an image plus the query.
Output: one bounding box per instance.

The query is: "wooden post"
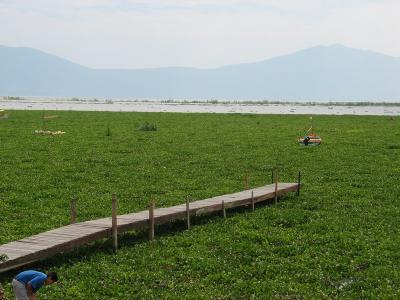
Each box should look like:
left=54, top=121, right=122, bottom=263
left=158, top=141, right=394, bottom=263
left=42, top=110, right=46, bottom=131
left=244, top=175, right=249, bottom=190
left=112, top=194, right=118, bottom=253
left=271, top=170, right=274, bottom=184
left=149, top=199, right=155, bottom=241
left=251, top=191, right=255, bottom=211
left=297, top=171, right=301, bottom=196
left=274, top=169, right=279, bottom=205
left=186, top=197, right=190, bottom=230
left=70, top=197, right=77, bottom=224
left=222, top=201, right=226, bottom=219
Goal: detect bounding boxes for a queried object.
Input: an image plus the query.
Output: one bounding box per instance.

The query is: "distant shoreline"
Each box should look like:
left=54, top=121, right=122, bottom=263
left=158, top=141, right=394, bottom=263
left=2, top=96, right=400, bottom=106
left=1, top=97, right=400, bottom=116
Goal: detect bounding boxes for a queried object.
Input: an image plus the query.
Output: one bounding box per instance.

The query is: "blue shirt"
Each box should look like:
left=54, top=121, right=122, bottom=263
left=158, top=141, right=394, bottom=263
left=15, top=270, right=47, bottom=293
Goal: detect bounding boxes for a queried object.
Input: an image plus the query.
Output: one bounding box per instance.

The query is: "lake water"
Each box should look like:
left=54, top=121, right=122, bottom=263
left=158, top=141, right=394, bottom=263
left=1, top=99, right=400, bottom=116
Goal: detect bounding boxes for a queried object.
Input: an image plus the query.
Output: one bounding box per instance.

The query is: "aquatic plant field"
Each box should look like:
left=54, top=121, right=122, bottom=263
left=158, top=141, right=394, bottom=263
left=1, top=110, right=400, bottom=298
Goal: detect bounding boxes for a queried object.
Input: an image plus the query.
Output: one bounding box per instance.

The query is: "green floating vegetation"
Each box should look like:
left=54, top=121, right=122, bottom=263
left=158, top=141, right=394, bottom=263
left=138, top=121, right=157, bottom=131
left=0, top=111, right=400, bottom=299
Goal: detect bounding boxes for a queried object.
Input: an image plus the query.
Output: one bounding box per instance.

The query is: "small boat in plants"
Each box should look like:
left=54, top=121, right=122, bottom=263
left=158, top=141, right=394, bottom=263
left=298, top=117, right=322, bottom=146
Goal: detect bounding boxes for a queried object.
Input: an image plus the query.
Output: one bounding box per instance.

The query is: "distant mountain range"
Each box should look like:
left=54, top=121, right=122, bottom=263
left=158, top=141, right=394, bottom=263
left=1, top=44, right=400, bottom=101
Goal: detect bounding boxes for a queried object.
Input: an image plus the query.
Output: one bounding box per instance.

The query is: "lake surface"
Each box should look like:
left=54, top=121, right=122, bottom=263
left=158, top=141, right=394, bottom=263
left=1, top=99, right=400, bottom=116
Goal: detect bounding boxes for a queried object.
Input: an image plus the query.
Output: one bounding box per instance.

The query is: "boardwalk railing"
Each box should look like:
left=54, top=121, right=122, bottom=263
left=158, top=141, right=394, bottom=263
left=0, top=182, right=300, bottom=273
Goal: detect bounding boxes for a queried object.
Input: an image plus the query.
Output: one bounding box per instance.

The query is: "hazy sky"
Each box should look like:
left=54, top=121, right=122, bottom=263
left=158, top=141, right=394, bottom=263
left=0, top=0, right=399, bottom=69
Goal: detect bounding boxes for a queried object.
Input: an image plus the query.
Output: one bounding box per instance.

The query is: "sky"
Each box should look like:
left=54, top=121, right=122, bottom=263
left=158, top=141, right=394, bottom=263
left=0, top=0, right=399, bottom=69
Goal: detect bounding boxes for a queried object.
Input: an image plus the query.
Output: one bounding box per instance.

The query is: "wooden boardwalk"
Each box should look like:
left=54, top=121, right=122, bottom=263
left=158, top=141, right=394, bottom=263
left=0, top=183, right=299, bottom=273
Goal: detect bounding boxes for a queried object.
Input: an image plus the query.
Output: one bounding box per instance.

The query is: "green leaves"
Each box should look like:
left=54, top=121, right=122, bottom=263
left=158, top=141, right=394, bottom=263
left=1, top=112, right=400, bottom=298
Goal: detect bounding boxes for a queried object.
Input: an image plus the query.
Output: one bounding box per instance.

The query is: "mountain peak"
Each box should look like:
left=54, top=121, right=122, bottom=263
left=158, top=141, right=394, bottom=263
left=327, top=43, right=347, bottom=48
left=307, top=43, right=358, bottom=52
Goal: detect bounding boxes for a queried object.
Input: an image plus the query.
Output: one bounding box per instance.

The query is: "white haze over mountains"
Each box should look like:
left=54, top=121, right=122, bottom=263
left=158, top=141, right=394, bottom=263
left=0, top=44, right=400, bottom=101
left=0, top=0, right=399, bottom=69
left=1, top=0, right=399, bottom=100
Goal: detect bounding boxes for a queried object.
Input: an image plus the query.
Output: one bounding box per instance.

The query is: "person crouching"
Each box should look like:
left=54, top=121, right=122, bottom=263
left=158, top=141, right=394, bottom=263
left=12, top=270, right=58, bottom=300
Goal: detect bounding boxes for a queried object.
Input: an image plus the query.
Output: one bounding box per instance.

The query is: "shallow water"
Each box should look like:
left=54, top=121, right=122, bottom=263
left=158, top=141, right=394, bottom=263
left=1, top=99, right=400, bottom=115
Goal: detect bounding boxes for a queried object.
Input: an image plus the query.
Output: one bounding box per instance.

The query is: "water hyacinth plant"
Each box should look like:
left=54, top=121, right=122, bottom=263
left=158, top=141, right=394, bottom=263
left=0, top=111, right=400, bottom=298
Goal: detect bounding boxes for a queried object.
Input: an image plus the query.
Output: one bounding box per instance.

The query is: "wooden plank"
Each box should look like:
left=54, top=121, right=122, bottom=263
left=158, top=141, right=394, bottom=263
left=156, top=207, right=185, bottom=213
left=40, top=232, right=88, bottom=238
left=84, top=220, right=112, bottom=226
left=0, top=230, right=110, bottom=272
left=76, top=223, right=110, bottom=229
left=0, top=183, right=299, bottom=273
left=117, top=220, right=148, bottom=233
left=153, top=211, right=187, bottom=225
left=52, top=230, right=93, bottom=236
left=196, top=203, right=227, bottom=216
left=23, top=234, right=75, bottom=241
left=0, top=247, right=35, bottom=254
left=15, top=240, right=62, bottom=247
left=117, top=216, right=148, bottom=222
left=9, top=241, right=50, bottom=248
left=154, top=209, right=182, bottom=216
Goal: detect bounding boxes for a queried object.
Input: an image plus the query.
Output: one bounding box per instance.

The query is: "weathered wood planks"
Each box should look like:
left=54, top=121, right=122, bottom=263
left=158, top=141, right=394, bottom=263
left=0, top=183, right=299, bottom=273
